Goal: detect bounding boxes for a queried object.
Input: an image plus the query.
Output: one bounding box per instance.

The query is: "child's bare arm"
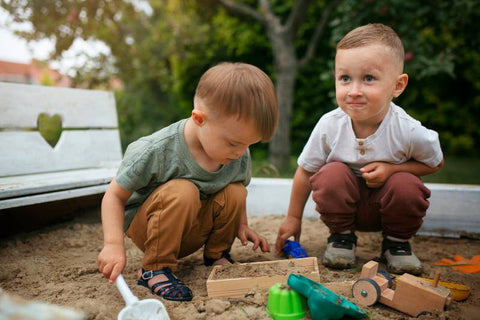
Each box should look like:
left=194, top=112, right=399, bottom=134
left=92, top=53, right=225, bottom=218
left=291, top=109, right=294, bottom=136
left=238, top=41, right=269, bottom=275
left=361, top=159, right=444, bottom=188
left=97, top=179, right=133, bottom=283
left=275, top=166, right=314, bottom=253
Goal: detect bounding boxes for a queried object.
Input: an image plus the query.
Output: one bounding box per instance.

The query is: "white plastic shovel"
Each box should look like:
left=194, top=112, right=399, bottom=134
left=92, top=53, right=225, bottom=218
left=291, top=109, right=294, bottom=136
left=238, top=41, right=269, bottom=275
left=115, top=274, right=170, bottom=320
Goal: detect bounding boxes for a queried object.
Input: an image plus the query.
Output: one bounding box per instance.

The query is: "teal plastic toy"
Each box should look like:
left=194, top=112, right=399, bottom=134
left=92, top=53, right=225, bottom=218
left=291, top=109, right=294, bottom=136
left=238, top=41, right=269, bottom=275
left=287, top=274, right=366, bottom=320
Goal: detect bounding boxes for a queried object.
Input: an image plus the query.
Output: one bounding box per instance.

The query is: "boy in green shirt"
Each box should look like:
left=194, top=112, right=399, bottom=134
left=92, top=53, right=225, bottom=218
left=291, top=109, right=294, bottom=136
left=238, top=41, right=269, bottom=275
left=98, top=62, right=278, bottom=301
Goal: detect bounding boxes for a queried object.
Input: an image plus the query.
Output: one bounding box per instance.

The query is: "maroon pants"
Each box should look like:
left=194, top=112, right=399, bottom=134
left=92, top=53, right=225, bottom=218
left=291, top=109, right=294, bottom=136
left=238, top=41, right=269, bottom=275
left=309, top=162, right=431, bottom=239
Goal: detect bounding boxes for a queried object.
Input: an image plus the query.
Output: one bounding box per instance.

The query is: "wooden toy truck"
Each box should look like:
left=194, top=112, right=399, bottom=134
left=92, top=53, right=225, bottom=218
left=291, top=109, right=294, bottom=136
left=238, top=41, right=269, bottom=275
left=352, top=261, right=451, bottom=317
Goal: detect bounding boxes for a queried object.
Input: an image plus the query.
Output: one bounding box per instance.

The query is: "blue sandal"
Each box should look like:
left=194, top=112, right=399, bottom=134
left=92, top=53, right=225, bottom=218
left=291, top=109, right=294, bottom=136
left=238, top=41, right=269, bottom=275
left=137, top=267, right=193, bottom=302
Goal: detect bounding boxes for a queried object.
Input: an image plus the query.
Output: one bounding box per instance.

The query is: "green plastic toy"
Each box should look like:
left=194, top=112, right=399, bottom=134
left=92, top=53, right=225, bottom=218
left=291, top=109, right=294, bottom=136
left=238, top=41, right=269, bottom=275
left=266, top=283, right=306, bottom=320
left=287, top=274, right=366, bottom=320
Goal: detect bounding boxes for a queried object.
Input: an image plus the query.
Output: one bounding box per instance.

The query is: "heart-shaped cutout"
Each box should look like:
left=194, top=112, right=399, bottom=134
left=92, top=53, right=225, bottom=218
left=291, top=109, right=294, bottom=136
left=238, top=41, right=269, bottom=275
left=38, top=113, right=63, bottom=148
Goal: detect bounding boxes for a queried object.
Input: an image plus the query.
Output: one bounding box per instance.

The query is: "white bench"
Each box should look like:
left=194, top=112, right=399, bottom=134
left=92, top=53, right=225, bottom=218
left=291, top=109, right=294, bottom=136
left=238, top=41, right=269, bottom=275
left=0, top=82, right=122, bottom=210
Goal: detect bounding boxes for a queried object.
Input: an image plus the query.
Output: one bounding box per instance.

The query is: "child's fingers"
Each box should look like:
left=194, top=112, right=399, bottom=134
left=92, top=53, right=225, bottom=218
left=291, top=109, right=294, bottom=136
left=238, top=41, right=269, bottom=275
left=109, top=264, right=123, bottom=284
left=361, top=162, right=378, bottom=173
left=101, top=263, right=113, bottom=281
left=251, top=237, right=260, bottom=250
left=260, top=238, right=270, bottom=252
left=238, top=232, right=248, bottom=246
left=275, top=234, right=287, bottom=254
left=294, top=231, right=301, bottom=242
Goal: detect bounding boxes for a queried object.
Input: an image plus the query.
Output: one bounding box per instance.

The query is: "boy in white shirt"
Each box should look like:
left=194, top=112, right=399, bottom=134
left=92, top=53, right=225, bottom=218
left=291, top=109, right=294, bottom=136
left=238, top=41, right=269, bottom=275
left=275, top=23, right=443, bottom=275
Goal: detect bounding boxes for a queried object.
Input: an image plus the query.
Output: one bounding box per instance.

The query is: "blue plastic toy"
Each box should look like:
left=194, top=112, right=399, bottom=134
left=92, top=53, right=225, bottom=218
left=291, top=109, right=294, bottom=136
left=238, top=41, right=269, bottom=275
left=281, top=240, right=308, bottom=259
left=287, top=274, right=367, bottom=320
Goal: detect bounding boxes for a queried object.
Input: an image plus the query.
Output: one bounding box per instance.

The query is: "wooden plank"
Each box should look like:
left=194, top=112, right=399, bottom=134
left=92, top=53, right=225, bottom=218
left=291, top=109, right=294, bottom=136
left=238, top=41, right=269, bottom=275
left=0, top=184, right=109, bottom=210
left=206, top=257, right=320, bottom=298
left=0, top=167, right=117, bottom=199
left=0, top=130, right=122, bottom=176
left=360, top=260, right=379, bottom=279
left=0, top=82, right=118, bottom=128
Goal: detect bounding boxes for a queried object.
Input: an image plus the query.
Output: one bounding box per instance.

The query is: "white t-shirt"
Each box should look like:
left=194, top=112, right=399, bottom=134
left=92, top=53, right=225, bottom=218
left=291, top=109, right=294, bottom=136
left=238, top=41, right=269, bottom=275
left=298, top=102, right=443, bottom=176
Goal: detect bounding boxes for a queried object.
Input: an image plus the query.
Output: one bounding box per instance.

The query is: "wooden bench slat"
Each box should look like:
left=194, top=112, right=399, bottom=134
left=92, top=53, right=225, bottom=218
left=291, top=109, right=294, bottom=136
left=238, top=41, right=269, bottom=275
left=0, top=167, right=117, bottom=199
left=0, top=184, right=110, bottom=210
left=0, top=130, right=122, bottom=176
left=0, top=82, right=118, bottom=128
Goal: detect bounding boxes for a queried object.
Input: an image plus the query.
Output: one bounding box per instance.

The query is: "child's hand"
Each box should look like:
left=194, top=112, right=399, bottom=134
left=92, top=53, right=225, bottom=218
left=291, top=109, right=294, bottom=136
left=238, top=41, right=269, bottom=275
left=360, top=161, right=393, bottom=188
left=237, top=224, right=270, bottom=253
left=97, top=243, right=126, bottom=283
left=275, top=216, right=302, bottom=255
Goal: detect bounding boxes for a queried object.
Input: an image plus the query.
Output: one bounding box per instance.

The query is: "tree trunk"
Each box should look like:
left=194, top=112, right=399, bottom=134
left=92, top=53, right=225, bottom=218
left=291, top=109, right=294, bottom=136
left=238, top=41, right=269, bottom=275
left=269, top=63, right=297, bottom=171
left=267, top=31, right=298, bottom=172
left=213, top=0, right=331, bottom=173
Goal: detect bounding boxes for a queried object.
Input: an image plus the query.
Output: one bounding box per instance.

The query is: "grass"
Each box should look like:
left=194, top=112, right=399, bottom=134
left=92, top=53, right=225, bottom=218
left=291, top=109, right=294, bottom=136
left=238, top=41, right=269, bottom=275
left=422, top=156, right=480, bottom=185
left=252, top=156, right=480, bottom=185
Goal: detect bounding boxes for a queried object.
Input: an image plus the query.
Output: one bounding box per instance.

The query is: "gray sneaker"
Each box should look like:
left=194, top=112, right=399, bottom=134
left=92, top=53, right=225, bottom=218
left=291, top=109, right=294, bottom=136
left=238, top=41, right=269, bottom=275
left=382, top=237, right=422, bottom=275
left=322, top=233, right=357, bottom=269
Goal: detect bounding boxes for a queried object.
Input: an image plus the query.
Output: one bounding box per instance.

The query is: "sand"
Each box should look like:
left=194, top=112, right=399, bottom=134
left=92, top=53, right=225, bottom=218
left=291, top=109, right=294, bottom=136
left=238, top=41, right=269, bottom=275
left=0, top=207, right=479, bottom=320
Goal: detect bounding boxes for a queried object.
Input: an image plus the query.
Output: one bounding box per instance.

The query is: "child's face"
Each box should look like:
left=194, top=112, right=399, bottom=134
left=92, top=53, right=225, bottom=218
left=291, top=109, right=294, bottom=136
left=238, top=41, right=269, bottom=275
left=198, top=114, right=261, bottom=165
left=335, top=44, right=406, bottom=126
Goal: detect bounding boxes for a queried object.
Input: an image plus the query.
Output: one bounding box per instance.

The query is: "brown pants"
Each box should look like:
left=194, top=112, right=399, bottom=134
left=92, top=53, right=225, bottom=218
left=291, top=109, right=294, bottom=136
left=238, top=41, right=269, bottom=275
left=126, top=179, right=246, bottom=271
left=309, top=162, right=431, bottom=239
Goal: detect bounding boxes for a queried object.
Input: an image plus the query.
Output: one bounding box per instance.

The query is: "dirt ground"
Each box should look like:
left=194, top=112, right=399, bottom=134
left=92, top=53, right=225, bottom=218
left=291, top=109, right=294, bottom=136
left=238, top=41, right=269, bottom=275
left=0, top=207, right=478, bottom=320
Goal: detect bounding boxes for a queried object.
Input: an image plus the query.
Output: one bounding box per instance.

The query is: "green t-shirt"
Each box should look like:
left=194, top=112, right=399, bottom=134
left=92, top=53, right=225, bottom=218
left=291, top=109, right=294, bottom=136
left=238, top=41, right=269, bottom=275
left=116, top=119, right=251, bottom=230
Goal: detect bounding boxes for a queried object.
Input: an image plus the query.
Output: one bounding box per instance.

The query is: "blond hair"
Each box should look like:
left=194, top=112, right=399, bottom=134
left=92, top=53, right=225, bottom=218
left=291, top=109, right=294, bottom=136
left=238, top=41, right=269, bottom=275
left=337, top=23, right=405, bottom=70
left=194, top=62, right=278, bottom=142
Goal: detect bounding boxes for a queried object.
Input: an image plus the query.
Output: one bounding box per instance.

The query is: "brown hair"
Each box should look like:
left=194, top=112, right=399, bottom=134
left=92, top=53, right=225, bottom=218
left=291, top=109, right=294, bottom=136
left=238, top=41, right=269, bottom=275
left=337, top=23, right=405, bottom=69
left=194, top=62, right=278, bottom=142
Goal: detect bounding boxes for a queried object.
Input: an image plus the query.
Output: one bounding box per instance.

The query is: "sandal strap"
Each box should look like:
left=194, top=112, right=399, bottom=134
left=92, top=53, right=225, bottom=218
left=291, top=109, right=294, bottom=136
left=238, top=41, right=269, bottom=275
left=139, top=267, right=192, bottom=301
left=155, top=281, right=191, bottom=298
left=141, top=267, right=175, bottom=281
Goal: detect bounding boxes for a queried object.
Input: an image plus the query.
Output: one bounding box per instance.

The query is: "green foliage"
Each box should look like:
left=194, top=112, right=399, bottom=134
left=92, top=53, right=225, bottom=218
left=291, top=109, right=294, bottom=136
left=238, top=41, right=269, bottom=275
left=252, top=156, right=480, bottom=185
left=323, top=0, right=480, bottom=157
left=422, top=157, right=480, bottom=184
left=39, top=69, right=55, bottom=86
left=2, top=0, right=480, bottom=167
left=252, top=157, right=297, bottom=178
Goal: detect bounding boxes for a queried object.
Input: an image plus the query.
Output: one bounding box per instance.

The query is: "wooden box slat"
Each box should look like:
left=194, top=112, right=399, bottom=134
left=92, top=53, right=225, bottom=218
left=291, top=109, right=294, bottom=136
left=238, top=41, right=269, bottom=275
left=206, top=257, right=320, bottom=298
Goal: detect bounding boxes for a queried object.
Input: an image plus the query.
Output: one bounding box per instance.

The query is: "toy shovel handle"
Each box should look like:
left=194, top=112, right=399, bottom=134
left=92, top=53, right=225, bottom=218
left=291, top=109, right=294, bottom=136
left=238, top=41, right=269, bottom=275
left=116, top=274, right=139, bottom=306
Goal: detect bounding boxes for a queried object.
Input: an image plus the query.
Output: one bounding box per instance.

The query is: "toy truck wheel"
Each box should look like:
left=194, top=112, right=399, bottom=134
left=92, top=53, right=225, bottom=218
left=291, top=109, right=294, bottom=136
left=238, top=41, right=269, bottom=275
left=352, top=279, right=381, bottom=306
left=377, top=269, right=393, bottom=288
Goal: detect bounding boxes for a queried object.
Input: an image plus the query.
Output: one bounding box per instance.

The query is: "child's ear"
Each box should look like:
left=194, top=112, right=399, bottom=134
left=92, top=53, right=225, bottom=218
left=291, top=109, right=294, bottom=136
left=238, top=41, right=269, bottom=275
left=393, top=73, right=408, bottom=98
left=192, top=109, right=206, bottom=126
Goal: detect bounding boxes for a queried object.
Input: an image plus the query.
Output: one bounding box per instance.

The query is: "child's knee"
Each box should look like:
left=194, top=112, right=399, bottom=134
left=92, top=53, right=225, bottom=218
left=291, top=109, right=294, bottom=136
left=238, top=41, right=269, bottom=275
left=211, top=183, right=246, bottom=222
left=310, top=162, right=353, bottom=189
left=311, top=162, right=359, bottom=204
left=163, top=179, right=200, bottom=200
left=223, top=183, right=247, bottom=204
left=386, top=173, right=430, bottom=200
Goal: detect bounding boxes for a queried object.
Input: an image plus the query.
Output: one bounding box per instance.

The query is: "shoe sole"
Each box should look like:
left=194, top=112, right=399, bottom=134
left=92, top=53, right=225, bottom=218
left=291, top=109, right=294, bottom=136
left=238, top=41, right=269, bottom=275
left=322, top=256, right=355, bottom=269
left=387, top=265, right=423, bottom=276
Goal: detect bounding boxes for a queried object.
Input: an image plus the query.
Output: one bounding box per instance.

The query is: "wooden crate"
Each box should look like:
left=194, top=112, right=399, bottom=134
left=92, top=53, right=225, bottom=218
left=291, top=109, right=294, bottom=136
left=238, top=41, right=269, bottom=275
left=206, top=257, right=320, bottom=298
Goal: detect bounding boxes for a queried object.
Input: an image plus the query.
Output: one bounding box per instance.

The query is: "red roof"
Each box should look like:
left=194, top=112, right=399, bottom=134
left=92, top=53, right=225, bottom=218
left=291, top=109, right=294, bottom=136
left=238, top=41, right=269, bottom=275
left=0, top=59, right=71, bottom=87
